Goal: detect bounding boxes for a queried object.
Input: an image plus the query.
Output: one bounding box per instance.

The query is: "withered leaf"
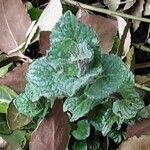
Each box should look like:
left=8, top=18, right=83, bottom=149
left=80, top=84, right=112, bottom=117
left=7, top=101, right=32, bottom=130
left=79, top=15, right=118, bottom=53
left=29, top=100, right=70, bottom=150
left=0, top=0, right=31, bottom=55
left=126, top=118, right=150, bottom=138
left=118, top=135, right=150, bottom=150
left=0, top=63, right=29, bottom=94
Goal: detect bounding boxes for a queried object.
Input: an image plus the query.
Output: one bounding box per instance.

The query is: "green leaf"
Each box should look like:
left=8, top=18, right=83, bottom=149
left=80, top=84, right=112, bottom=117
left=113, top=84, right=144, bottom=120
left=72, top=120, right=90, bottom=140
left=0, top=63, right=12, bottom=77
left=108, top=130, right=124, bottom=144
left=85, top=54, right=132, bottom=100
left=14, top=94, right=44, bottom=117
left=87, top=137, right=101, bottom=150
left=0, top=130, right=26, bottom=150
left=0, top=85, right=17, bottom=113
left=28, top=8, right=42, bottom=20
left=63, top=95, right=96, bottom=122
left=7, top=101, right=32, bottom=130
left=14, top=11, right=102, bottom=109
left=101, top=109, right=123, bottom=136
left=72, top=141, right=87, bottom=150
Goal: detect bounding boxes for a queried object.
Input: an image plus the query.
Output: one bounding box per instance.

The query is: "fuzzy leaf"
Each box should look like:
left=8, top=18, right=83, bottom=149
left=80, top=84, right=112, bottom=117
left=85, top=54, right=131, bottom=100
left=14, top=11, right=102, bottom=106
left=14, top=94, right=44, bottom=117
left=113, top=84, right=144, bottom=120
left=63, top=95, right=96, bottom=122
left=72, top=120, right=90, bottom=140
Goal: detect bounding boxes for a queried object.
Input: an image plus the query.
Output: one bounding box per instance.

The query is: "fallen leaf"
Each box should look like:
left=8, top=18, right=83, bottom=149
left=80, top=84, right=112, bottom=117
left=132, top=0, right=145, bottom=31
left=126, top=118, right=150, bottom=138
left=118, top=135, right=150, bottom=150
left=7, top=101, right=32, bottom=130
left=104, top=0, right=121, bottom=10
left=76, top=7, right=89, bottom=19
left=0, top=0, right=31, bottom=55
left=79, top=15, right=118, bottom=53
left=123, top=0, right=136, bottom=10
left=29, top=100, right=70, bottom=150
left=0, top=63, right=29, bottom=94
left=0, top=63, right=12, bottom=78
left=117, top=17, right=131, bottom=58
left=38, top=0, right=62, bottom=31
left=0, top=137, right=8, bottom=149
left=144, top=0, right=150, bottom=16
left=39, top=31, right=51, bottom=55
left=135, top=75, right=150, bottom=86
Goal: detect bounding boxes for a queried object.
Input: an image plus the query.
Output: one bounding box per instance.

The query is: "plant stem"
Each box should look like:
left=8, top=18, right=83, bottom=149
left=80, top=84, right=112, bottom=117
left=132, top=43, right=150, bottom=53
left=63, top=0, right=150, bottom=23
left=135, top=83, right=150, bottom=92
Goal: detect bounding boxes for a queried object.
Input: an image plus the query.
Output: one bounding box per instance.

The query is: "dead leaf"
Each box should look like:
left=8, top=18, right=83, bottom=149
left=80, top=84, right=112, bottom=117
left=126, top=118, right=150, bottom=138
left=104, top=0, right=121, bottom=10
left=7, top=101, right=32, bottom=130
left=118, top=135, right=150, bottom=150
left=132, top=0, right=145, bottom=31
left=39, top=31, right=51, bottom=55
left=123, top=0, right=136, bottom=10
left=135, top=75, right=150, bottom=86
left=76, top=7, right=89, bottom=19
left=29, top=100, right=70, bottom=150
left=79, top=15, right=118, bottom=53
left=144, top=0, right=150, bottom=16
left=0, top=63, right=29, bottom=93
left=0, top=0, right=31, bottom=55
left=38, top=0, right=62, bottom=31
left=117, top=17, right=131, bottom=58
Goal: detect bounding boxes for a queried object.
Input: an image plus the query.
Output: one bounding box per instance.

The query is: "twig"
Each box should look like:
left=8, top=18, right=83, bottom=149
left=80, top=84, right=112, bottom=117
left=135, top=62, right=150, bottom=69
left=135, top=83, right=150, bottom=92
left=63, top=0, right=150, bottom=23
left=132, top=43, right=150, bottom=53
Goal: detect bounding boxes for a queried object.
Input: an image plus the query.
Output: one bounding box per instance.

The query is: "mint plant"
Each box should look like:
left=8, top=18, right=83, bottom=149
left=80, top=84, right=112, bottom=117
left=14, top=11, right=147, bottom=148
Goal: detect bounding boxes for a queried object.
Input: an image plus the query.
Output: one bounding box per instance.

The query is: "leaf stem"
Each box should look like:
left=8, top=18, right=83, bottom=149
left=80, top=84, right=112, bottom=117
left=135, top=83, right=150, bottom=92
left=63, top=0, right=150, bottom=23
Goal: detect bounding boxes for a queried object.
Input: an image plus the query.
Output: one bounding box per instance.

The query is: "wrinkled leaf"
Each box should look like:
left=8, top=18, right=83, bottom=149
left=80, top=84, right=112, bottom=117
left=72, top=141, right=87, bottom=150
left=72, top=120, right=90, bottom=140
left=29, top=100, right=70, bottom=150
left=63, top=95, right=94, bottom=122
left=85, top=54, right=130, bottom=100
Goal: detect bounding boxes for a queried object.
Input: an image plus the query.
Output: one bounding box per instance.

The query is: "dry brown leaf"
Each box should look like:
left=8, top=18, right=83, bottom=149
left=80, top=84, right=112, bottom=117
left=29, top=100, right=70, bottom=150
left=126, top=118, right=150, bottom=138
left=118, top=135, right=150, bottom=150
left=104, top=0, right=121, bottom=10
left=0, top=0, right=31, bottom=55
left=0, top=63, right=29, bottom=93
left=80, top=15, right=118, bottom=53
left=38, top=0, right=62, bottom=31
left=39, top=31, right=51, bottom=55
left=117, top=17, right=131, bottom=58
left=132, top=0, right=145, bottom=31
left=123, top=0, right=136, bottom=10
left=135, top=75, right=150, bottom=86
left=144, top=0, right=150, bottom=16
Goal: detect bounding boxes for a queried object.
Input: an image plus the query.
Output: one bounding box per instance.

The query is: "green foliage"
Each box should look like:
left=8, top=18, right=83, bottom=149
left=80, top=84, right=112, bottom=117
left=14, top=11, right=147, bottom=145
left=72, top=141, right=87, bottom=150
left=0, top=85, right=17, bottom=113
left=72, top=120, right=90, bottom=140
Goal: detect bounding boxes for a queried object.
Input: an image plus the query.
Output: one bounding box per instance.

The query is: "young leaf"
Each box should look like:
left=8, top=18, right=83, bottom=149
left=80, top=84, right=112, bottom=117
left=72, top=141, right=87, bottom=150
left=85, top=54, right=131, bottom=100
left=72, top=120, right=90, bottom=140
left=63, top=95, right=95, bottom=122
